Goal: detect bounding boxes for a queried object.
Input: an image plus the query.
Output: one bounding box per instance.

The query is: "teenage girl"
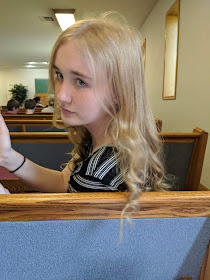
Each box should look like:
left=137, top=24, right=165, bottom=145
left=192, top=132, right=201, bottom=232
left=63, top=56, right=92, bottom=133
left=0, top=13, right=167, bottom=214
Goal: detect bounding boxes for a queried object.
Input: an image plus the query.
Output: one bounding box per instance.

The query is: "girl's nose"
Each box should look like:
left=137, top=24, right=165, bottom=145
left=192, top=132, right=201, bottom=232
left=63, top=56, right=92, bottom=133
left=56, top=82, right=72, bottom=103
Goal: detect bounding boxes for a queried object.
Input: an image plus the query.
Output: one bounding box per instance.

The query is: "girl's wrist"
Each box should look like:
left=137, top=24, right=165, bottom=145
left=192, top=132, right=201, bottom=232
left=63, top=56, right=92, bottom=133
left=2, top=149, right=24, bottom=172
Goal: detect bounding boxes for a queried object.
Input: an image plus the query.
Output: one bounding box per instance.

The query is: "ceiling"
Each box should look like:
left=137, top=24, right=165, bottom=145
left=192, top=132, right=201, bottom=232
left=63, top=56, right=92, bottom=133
left=0, top=0, right=158, bottom=69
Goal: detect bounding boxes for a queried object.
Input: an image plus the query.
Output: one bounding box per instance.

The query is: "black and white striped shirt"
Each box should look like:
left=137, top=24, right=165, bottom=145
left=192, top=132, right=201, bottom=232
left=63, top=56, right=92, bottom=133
left=67, top=145, right=128, bottom=193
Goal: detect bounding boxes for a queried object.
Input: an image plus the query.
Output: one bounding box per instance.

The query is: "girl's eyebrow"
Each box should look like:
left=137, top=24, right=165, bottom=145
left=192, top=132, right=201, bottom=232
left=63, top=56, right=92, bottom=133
left=53, top=64, right=91, bottom=80
left=53, top=64, right=59, bottom=70
left=71, top=70, right=92, bottom=80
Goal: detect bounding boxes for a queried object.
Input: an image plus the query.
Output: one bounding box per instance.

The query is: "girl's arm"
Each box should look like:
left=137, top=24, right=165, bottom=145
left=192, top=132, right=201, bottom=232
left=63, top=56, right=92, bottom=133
left=0, top=113, right=70, bottom=193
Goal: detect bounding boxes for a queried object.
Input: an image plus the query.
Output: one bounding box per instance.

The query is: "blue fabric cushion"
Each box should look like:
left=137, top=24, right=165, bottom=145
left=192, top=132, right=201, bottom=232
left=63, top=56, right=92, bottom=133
left=0, top=217, right=209, bottom=280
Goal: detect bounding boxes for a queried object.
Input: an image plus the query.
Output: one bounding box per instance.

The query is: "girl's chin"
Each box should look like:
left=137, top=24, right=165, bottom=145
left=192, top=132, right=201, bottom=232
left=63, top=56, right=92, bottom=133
left=61, top=114, right=81, bottom=127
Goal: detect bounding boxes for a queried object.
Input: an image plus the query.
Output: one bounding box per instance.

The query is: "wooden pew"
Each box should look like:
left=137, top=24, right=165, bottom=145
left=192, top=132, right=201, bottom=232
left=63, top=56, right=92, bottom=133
left=17, top=111, right=48, bottom=115
left=2, top=113, right=53, bottom=120
left=18, top=107, right=44, bottom=114
left=0, top=127, right=208, bottom=193
left=1, top=108, right=46, bottom=114
left=4, top=117, right=161, bottom=131
left=161, top=127, right=208, bottom=191
left=0, top=191, right=209, bottom=279
left=5, top=120, right=65, bottom=132
left=0, top=106, right=7, bottom=111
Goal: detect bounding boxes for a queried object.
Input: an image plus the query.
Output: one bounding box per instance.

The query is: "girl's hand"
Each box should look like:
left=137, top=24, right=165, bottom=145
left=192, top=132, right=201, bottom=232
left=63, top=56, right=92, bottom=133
left=0, top=113, right=12, bottom=167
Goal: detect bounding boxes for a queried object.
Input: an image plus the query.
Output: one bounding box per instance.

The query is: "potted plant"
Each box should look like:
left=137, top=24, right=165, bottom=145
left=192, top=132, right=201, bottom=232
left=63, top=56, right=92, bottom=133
left=9, top=83, right=28, bottom=105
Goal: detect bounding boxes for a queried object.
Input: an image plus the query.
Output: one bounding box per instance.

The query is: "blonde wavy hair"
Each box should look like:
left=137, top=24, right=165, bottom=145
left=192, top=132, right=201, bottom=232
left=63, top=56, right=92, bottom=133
left=49, top=13, right=168, bottom=219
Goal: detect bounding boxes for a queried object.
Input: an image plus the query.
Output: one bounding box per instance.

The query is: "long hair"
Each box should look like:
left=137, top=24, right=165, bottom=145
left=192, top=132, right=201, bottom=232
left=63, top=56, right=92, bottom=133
left=49, top=13, right=168, bottom=219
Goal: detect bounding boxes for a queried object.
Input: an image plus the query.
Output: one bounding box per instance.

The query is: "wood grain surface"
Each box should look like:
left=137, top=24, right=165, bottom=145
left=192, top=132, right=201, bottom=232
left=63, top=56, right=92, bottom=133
left=0, top=191, right=209, bottom=221
left=10, top=132, right=69, bottom=143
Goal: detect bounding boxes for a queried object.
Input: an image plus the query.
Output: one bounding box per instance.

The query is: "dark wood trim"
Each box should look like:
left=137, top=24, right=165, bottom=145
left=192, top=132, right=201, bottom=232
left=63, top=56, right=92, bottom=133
left=160, top=132, right=200, bottom=139
left=10, top=132, right=69, bottom=143
left=186, top=128, right=208, bottom=191
left=0, top=191, right=209, bottom=222
left=0, top=178, right=37, bottom=193
left=3, top=114, right=53, bottom=120
left=5, top=120, right=63, bottom=125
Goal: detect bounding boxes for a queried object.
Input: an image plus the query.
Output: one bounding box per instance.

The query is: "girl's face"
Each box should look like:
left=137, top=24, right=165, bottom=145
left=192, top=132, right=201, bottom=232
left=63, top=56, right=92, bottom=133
left=54, top=40, right=110, bottom=134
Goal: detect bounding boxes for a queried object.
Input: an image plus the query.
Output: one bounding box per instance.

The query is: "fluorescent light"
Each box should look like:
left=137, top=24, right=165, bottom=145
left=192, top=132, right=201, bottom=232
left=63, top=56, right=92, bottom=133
left=52, top=9, right=76, bottom=31
left=27, top=62, right=49, bottom=65
left=24, top=62, right=49, bottom=68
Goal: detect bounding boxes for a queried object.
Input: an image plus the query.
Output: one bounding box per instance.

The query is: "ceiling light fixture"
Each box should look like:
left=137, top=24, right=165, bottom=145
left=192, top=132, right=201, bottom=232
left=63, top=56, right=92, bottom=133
left=27, top=62, right=49, bottom=65
left=52, top=9, right=76, bottom=31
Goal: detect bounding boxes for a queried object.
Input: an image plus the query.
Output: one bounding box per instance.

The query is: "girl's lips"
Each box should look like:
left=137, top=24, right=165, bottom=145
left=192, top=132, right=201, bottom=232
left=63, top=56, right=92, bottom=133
left=61, top=107, right=74, bottom=114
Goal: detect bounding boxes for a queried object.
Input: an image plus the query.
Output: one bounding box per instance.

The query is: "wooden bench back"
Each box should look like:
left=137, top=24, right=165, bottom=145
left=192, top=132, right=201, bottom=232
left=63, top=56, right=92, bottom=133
left=2, top=113, right=53, bottom=120
left=0, top=127, right=208, bottom=193
left=18, top=107, right=44, bottom=113
left=0, top=191, right=209, bottom=279
left=161, top=127, right=208, bottom=190
left=5, top=119, right=162, bottom=132
left=5, top=120, right=64, bottom=132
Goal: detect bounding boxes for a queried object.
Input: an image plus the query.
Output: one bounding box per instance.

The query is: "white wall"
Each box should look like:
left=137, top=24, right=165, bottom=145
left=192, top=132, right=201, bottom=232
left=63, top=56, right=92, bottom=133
left=0, top=70, right=9, bottom=105
left=141, top=0, right=210, bottom=189
left=0, top=68, right=49, bottom=105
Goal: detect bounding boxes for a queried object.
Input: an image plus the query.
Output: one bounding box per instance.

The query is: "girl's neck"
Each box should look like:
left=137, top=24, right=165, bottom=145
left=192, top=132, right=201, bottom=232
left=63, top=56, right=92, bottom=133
left=91, top=134, right=113, bottom=153
left=85, top=117, right=113, bottom=152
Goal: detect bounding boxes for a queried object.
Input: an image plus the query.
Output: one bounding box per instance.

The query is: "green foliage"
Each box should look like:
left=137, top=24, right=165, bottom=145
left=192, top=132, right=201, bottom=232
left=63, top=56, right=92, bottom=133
left=9, top=83, right=28, bottom=105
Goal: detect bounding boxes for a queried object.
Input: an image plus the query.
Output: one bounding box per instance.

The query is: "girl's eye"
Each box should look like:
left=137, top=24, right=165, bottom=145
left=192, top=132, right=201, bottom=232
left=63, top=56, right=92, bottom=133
left=76, top=79, right=86, bottom=87
left=55, top=71, right=63, bottom=80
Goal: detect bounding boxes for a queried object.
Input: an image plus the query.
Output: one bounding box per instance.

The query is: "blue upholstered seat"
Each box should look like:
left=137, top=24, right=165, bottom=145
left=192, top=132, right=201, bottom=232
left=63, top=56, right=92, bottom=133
left=0, top=217, right=209, bottom=280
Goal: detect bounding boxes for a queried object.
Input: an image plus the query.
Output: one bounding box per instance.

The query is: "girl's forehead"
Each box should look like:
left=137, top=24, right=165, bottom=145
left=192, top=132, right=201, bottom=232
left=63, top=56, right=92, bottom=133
left=55, top=41, right=91, bottom=75
left=54, top=39, right=110, bottom=85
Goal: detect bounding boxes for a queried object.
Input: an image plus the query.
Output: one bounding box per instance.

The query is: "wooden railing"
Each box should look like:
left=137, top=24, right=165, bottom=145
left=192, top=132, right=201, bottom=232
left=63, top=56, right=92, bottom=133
left=0, top=191, right=209, bottom=221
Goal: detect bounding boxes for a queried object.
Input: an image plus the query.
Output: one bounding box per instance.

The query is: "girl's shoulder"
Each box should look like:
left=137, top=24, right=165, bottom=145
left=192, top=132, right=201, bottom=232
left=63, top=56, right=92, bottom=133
left=77, top=144, right=115, bottom=176
left=69, top=144, right=127, bottom=192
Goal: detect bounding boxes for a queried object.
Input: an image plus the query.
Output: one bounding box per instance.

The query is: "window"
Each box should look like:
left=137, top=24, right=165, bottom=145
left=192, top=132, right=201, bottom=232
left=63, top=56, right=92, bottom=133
left=162, top=0, right=180, bottom=100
